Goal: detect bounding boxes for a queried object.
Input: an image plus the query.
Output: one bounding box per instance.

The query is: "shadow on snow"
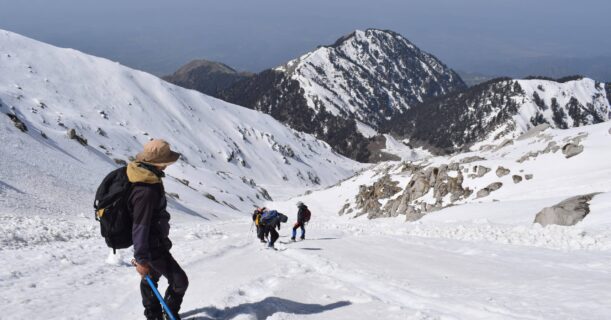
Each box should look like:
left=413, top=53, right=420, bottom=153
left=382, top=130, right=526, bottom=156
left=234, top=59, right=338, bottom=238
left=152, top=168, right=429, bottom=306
left=182, top=297, right=351, bottom=319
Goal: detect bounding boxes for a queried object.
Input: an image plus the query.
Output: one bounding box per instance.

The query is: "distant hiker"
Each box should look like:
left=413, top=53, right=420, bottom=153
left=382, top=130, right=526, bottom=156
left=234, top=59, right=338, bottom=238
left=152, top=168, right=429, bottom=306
left=291, top=201, right=311, bottom=241
left=129, top=139, right=188, bottom=320
left=252, top=207, right=266, bottom=243
left=259, top=208, right=288, bottom=249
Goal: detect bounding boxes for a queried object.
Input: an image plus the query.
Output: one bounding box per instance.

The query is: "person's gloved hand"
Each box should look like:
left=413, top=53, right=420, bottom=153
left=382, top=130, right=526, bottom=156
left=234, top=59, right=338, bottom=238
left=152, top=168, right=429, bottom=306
left=132, top=259, right=150, bottom=278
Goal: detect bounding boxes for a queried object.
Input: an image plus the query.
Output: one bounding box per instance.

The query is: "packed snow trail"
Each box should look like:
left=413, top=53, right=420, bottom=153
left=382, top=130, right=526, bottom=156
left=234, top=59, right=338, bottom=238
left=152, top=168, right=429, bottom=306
left=2, top=212, right=611, bottom=320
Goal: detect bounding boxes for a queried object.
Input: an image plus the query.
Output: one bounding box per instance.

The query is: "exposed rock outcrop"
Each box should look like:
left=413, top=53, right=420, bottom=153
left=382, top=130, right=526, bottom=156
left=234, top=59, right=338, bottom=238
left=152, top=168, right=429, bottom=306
left=534, top=193, right=599, bottom=226
left=469, top=165, right=490, bottom=178
left=496, top=166, right=510, bottom=177
left=458, top=156, right=486, bottom=164
left=67, top=128, right=87, bottom=146
left=354, top=175, right=402, bottom=218
left=6, top=113, right=27, bottom=132
left=476, top=182, right=503, bottom=198
left=562, top=143, right=583, bottom=158
left=512, top=175, right=523, bottom=184
left=382, top=165, right=471, bottom=221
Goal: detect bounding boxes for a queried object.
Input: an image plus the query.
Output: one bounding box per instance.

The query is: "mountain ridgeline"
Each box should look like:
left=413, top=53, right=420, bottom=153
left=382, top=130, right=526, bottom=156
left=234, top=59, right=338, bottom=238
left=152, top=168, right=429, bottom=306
left=217, top=29, right=467, bottom=161
left=166, top=29, right=610, bottom=161
left=384, top=76, right=610, bottom=153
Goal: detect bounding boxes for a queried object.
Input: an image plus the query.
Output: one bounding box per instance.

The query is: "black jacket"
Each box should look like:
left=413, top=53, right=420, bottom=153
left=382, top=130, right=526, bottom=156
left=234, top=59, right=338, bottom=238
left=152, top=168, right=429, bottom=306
left=127, top=162, right=171, bottom=264
left=297, top=205, right=308, bottom=224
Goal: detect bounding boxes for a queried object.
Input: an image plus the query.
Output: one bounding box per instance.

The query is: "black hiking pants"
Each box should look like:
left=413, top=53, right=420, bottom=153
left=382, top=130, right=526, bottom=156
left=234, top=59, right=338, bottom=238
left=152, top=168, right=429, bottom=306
left=140, top=249, right=189, bottom=319
left=263, top=225, right=279, bottom=246
left=256, top=225, right=265, bottom=242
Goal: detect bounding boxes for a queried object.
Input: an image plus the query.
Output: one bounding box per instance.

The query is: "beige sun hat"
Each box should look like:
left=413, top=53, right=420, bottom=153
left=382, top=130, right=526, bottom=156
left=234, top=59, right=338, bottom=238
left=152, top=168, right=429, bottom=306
left=136, top=139, right=180, bottom=166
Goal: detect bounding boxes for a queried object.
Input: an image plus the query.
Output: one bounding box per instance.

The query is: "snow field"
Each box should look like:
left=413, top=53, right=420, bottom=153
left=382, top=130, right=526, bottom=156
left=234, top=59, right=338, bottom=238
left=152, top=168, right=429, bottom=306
left=3, top=213, right=610, bottom=319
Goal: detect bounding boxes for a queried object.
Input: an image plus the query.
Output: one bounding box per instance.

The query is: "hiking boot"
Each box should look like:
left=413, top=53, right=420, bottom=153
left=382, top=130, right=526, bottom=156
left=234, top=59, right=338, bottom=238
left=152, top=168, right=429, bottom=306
left=145, top=313, right=163, bottom=320
left=144, top=306, right=163, bottom=320
left=290, top=237, right=296, bottom=242
left=300, top=236, right=305, bottom=240
left=164, top=312, right=181, bottom=320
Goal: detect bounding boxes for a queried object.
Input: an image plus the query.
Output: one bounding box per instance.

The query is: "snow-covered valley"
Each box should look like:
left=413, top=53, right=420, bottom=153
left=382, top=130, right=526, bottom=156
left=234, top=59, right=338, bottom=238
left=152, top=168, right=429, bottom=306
left=1, top=29, right=611, bottom=320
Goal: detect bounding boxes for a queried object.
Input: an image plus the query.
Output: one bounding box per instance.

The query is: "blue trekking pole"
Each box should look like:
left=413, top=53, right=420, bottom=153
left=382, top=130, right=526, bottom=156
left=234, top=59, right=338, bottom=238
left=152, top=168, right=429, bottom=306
left=144, top=275, right=177, bottom=320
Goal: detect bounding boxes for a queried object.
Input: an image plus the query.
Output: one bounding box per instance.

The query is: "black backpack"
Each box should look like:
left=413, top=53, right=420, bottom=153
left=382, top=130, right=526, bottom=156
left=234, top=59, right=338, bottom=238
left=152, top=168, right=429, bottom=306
left=94, top=167, right=133, bottom=253
left=302, top=207, right=311, bottom=222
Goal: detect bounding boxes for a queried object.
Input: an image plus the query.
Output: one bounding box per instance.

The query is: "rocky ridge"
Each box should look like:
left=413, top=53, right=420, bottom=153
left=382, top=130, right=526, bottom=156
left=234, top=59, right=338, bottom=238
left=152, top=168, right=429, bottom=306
left=385, top=77, right=610, bottom=154
left=341, top=123, right=603, bottom=221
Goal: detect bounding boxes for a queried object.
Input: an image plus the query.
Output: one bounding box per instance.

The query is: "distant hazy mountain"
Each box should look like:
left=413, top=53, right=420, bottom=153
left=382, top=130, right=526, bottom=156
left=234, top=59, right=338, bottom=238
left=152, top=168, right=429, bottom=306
left=457, top=70, right=496, bottom=87
left=163, top=59, right=252, bottom=96
left=465, top=55, right=611, bottom=83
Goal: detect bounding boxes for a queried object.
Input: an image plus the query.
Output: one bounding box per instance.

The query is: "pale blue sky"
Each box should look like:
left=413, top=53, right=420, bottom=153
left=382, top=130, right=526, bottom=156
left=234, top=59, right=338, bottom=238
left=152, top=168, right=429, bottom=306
left=1, top=0, right=609, bottom=78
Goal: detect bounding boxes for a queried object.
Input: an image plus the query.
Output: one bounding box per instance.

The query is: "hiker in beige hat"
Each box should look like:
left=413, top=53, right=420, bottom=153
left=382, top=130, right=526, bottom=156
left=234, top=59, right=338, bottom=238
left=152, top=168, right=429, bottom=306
left=129, top=139, right=188, bottom=320
left=135, top=139, right=181, bottom=167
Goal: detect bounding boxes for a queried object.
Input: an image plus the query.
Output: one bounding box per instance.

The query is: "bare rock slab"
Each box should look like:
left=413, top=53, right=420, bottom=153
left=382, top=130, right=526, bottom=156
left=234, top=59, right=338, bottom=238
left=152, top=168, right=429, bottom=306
left=534, top=193, right=600, bottom=226
left=476, top=182, right=503, bottom=198
left=562, top=143, right=583, bottom=158
left=496, top=166, right=510, bottom=177
left=512, top=175, right=523, bottom=184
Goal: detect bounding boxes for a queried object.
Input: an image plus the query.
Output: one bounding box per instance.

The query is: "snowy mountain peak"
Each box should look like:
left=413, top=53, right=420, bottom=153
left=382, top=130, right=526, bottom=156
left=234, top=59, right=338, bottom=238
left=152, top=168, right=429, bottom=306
left=220, top=29, right=466, bottom=161
left=277, top=28, right=466, bottom=128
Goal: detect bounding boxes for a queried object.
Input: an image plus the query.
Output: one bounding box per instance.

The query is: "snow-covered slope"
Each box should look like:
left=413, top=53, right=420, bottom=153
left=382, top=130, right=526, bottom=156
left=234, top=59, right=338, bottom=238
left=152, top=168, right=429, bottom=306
left=0, top=29, right=360, bottom=224
left=3, top=29, right=611, bottom=320
left=387, top=77, right=610, bottom=153
left=311, top=121, right=611, bottom=228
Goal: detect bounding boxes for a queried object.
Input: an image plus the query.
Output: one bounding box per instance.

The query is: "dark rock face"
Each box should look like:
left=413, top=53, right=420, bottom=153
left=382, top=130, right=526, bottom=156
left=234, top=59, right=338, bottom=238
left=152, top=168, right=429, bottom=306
left=163, top=60, right=252, bottom=96
left=219, top=29, right=466, bottom=161
left=385, top=78, right=521, bottom=153
left=6, top=113, right=28, bottom=132
left=220, top=70, right=371, bottom=161
left=67, top=128, right=87, bottom=146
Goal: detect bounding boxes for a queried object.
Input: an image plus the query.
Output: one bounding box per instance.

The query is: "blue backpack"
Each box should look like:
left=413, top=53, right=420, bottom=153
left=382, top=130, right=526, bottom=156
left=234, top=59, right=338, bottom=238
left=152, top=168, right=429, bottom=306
left=260, top=210, right=287, bottom=225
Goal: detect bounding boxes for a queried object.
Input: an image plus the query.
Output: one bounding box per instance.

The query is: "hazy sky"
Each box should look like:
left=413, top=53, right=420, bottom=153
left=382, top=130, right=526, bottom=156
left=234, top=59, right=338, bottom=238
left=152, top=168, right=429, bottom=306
left=0, top=0, right=609, bottom=77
